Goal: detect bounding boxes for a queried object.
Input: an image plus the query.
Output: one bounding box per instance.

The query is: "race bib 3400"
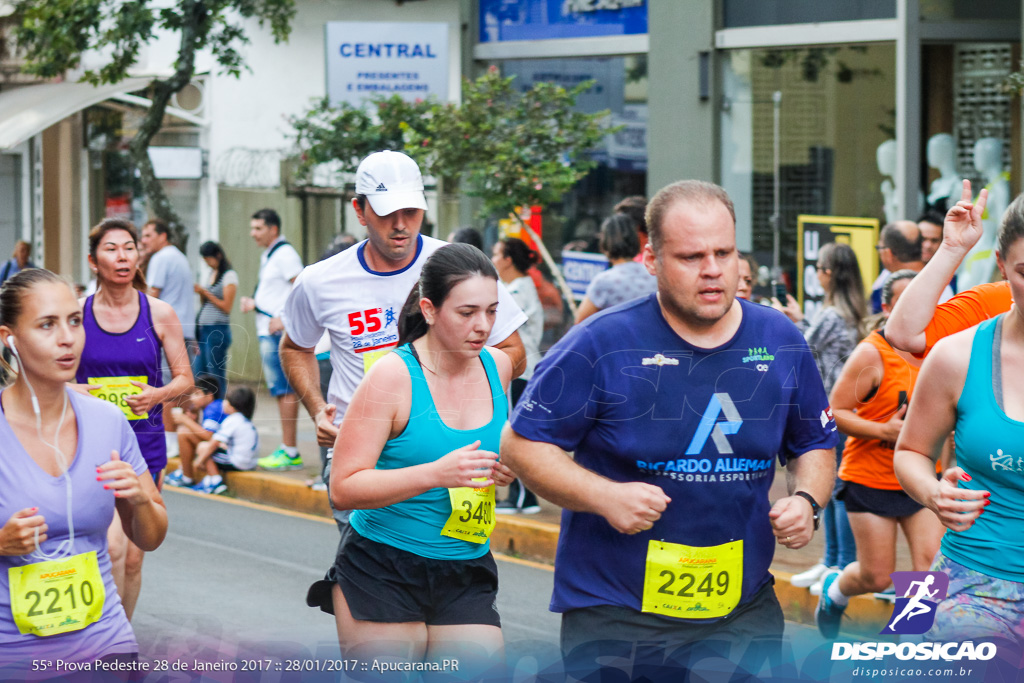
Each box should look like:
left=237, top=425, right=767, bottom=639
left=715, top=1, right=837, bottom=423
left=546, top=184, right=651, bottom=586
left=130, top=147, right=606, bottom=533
left=441, top=480, right=495, bottom=544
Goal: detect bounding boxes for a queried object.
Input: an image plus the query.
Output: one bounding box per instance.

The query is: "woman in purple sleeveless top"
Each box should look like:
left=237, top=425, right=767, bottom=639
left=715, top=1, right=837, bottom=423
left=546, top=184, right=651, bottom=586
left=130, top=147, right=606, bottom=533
left=73, top=219, right=191, bottom=622
left=0, top=268, right=166, bottom=674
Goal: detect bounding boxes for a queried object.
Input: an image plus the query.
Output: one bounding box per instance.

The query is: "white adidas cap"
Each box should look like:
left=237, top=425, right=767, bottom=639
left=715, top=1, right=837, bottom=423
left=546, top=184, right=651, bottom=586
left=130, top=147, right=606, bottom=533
left=355, top=150, right=428, bottom=217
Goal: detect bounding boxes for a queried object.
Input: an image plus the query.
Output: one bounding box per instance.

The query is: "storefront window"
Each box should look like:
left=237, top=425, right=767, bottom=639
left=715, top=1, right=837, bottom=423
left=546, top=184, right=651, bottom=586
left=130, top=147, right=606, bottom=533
left=919, top=0, right=1019, bottom=21
left=720, top=44, right=896, bottom=290
left=488, top=55, right=648, bottom=256
left=86, top=107, right=148, bottom=227
left=922, top=42, right=1018, bottom=202
left=722, top=0, right=895, bottom=28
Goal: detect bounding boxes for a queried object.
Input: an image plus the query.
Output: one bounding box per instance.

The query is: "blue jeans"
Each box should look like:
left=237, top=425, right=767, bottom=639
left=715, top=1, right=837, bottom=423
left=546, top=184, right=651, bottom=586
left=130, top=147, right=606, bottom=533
left=258, top=333, right=294, bottom=397
left=193, top=324, right=232, bottom=399
left=823, top=438, right=856, bottom=569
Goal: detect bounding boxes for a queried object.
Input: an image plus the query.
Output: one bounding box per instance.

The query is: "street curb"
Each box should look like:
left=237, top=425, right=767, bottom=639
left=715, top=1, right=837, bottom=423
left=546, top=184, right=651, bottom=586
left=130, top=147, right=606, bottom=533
left=167, top=459, right=891, bottom=635
left=773, top=572, right=896, bottom=638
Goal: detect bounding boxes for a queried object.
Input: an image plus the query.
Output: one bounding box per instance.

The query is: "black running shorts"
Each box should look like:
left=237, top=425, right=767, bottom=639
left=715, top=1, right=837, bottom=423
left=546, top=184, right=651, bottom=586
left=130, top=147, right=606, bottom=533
left=306, top=529, right=501, bottom=627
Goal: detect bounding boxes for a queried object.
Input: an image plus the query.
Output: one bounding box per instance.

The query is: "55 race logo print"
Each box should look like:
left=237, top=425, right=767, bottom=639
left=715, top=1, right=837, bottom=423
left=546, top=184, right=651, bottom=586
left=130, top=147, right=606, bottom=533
left=348, top=307, right=387, bottom=335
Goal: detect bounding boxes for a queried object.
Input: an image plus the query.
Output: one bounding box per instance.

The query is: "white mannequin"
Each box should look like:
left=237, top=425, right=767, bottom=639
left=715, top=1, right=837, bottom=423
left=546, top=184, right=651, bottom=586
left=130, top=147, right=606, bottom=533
left=956, top=137, right=1010, bottom=290
left=877, top=139, right=899, bottom=224
left=926, top=133, right=962, bottom=210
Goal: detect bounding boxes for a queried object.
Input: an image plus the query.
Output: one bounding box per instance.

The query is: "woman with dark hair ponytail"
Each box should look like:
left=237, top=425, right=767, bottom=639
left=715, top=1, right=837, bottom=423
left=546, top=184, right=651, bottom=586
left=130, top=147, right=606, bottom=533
left=309, top=243, right=517, bottom=674
left=193, top=241, right=237, bottom=398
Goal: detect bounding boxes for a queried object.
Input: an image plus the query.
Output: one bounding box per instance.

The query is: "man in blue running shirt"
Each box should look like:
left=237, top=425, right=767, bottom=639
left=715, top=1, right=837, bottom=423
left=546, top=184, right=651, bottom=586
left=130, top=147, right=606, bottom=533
left=502, top=180, right=838, bottom=675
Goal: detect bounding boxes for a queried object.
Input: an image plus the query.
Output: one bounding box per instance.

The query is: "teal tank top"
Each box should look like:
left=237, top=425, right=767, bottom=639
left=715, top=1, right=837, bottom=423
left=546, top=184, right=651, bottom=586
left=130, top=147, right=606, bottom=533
left=349, top=344, right=507, bottom=560
left=942, top=314, right=1024, bottom=581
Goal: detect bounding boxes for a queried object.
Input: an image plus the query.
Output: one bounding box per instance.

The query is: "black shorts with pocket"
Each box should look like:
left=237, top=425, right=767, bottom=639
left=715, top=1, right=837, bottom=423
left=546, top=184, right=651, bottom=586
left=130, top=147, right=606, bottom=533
left=306, top=529, right=501, bottom=627
left=837, top=479, right=924, bottom=518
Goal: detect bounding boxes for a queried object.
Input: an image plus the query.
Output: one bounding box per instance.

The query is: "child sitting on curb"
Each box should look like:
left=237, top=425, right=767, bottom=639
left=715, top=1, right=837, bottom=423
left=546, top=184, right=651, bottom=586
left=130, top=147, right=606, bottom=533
left=192, top=386, right=260, bottom=495
left=165, top=374, right=225, bottom=488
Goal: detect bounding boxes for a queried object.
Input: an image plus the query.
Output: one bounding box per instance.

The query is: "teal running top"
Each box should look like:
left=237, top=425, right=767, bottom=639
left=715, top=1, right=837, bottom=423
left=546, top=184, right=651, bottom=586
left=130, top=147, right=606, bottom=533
left=350, top=344, right=507, bottom=560
left=942, top=314, right=1024, bottom=581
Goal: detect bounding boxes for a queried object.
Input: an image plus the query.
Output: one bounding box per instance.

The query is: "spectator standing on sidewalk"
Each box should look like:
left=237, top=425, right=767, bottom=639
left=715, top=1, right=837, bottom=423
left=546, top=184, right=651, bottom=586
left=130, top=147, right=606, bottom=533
left=870, top=220, right=953, bottom=314
left=491, top=237, right=544, bottom=514
left=239, top=209, right=305, bottom=471
left=736, top=252, right=757, bottom=301
left=278, top=150, right=526, bottom=536
left=774, top=242, right=864, bottom=595
left=614, top=195, right=648, bottom=263
left=193, top=241, right=237, bottom=399
left=0, top=240, right=34, bottom=284
left=140, top=219, right=196, bottom=458
left=574, top=214, right=657, bottom=323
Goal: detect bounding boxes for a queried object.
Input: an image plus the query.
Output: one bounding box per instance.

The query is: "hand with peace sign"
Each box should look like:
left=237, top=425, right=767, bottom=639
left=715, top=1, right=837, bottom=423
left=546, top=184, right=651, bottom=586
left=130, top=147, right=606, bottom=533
left=942, top=180, right=988, bottom=256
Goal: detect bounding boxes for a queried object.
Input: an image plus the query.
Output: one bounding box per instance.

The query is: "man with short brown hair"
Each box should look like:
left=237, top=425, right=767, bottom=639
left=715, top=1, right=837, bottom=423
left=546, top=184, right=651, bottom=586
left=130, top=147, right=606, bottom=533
left=502, top=179, right=837, bottom=674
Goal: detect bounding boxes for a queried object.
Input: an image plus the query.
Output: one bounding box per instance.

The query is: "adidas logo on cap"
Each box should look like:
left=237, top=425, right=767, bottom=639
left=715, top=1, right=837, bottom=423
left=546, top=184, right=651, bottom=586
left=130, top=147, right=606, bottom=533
left=375, top=183, right=387, bottom=192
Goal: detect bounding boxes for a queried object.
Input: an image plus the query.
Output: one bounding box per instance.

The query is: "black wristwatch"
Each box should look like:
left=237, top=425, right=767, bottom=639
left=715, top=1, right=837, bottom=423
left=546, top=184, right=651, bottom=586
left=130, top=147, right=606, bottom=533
left=794, top=491, right=821, bottom=531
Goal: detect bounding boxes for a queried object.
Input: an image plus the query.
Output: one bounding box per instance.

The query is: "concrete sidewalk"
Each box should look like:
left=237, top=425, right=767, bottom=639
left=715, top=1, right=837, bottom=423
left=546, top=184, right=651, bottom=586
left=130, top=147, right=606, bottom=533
left=172, top=385, right=907, bottom=637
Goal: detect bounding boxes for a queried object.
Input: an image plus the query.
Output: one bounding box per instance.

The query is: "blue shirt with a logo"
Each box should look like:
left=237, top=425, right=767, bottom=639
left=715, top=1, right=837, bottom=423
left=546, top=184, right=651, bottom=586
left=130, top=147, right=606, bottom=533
left=202, top=399, right=226, bottom=432
left=510, top=294, right=838, bottom=620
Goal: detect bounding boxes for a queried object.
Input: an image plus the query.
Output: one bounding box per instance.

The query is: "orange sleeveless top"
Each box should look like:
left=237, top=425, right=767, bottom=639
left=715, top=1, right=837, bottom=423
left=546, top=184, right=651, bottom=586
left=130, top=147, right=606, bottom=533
left=838, top=330, right=920, bottom=490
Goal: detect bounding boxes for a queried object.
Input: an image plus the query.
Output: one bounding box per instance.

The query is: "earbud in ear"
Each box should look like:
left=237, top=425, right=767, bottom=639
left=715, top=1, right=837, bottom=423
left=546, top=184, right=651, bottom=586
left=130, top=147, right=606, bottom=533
left=6, top=336, right=16, bottom=355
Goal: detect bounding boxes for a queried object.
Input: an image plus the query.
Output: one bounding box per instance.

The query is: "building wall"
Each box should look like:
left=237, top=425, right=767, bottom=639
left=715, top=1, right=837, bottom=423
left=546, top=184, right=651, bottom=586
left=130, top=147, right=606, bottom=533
left=208, top=0, right=464, bottom=189
left=41, top=117, right=82, bottom=277
left=647, top=0, right=717, bottom=192
left=217, top=186, right=303, bottom=384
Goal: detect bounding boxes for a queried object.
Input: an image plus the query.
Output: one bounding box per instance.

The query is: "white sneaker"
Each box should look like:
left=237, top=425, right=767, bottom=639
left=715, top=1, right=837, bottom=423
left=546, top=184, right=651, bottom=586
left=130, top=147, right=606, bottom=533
left=809, top=566, right=839, bottom=595
left=791, top=562, right=830, bottom=588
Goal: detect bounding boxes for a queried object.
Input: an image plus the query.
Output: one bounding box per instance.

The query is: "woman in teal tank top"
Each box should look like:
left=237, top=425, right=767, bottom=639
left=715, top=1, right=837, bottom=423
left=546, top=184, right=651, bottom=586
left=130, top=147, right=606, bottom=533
left=895, top=193, right=1024, bottom=647
left=309, top=244, right=516, bottom=673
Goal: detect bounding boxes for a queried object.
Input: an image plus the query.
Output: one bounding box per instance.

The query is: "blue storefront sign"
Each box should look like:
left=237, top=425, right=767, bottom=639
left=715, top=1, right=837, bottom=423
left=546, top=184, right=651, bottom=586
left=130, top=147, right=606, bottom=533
left=480, top=0, right=647, bottom=43
left=561, top=250, right=610, bottom=299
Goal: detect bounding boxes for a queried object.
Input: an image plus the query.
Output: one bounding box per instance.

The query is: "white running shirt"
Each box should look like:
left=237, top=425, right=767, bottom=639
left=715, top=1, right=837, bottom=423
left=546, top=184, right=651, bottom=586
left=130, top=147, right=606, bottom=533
left=283, top=235, right=527, bottom=423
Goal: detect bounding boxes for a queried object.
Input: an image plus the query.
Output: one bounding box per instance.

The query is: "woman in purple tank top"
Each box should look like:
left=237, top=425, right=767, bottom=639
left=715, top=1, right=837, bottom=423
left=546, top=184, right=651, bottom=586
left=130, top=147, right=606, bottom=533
left=73, top=219, right=191, bottom=623
left=0, top=268, right=166, bottom=673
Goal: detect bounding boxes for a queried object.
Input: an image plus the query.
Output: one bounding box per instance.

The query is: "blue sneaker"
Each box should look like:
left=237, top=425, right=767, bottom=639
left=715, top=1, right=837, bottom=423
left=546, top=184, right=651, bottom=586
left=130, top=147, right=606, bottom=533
left=191, top=478, right=227, bottom=495
left=815, top=570, right=846, bottom=639
left=164, top=469, right=193, bottom=488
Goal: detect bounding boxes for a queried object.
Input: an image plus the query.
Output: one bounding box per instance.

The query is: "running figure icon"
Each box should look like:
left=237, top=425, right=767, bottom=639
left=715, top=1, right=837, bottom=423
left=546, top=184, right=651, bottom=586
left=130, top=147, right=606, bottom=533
left=885, top=574, right=939, bottom=633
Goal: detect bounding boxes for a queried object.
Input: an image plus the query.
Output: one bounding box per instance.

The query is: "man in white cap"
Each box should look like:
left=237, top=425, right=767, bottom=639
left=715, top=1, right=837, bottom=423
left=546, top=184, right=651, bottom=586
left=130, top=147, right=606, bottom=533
left=279, top=150, right=527, bottom=531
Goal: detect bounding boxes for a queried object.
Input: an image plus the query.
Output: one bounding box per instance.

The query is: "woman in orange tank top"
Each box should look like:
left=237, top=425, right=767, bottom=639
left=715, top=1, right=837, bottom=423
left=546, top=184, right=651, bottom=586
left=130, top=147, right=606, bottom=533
left=814, top=270, right=945, bottom=637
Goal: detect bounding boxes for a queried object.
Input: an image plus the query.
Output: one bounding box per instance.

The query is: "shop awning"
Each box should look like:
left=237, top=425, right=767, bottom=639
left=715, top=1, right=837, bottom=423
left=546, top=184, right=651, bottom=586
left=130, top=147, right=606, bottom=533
left=0, top=77, right=153, bottom=150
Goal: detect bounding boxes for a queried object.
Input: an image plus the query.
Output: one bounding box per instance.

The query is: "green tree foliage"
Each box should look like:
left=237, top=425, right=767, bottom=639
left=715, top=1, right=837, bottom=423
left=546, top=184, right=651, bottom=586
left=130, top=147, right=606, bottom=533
left=289, top=66, right=613, bottom=220
left=14, top=0, right=295, bottom=245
